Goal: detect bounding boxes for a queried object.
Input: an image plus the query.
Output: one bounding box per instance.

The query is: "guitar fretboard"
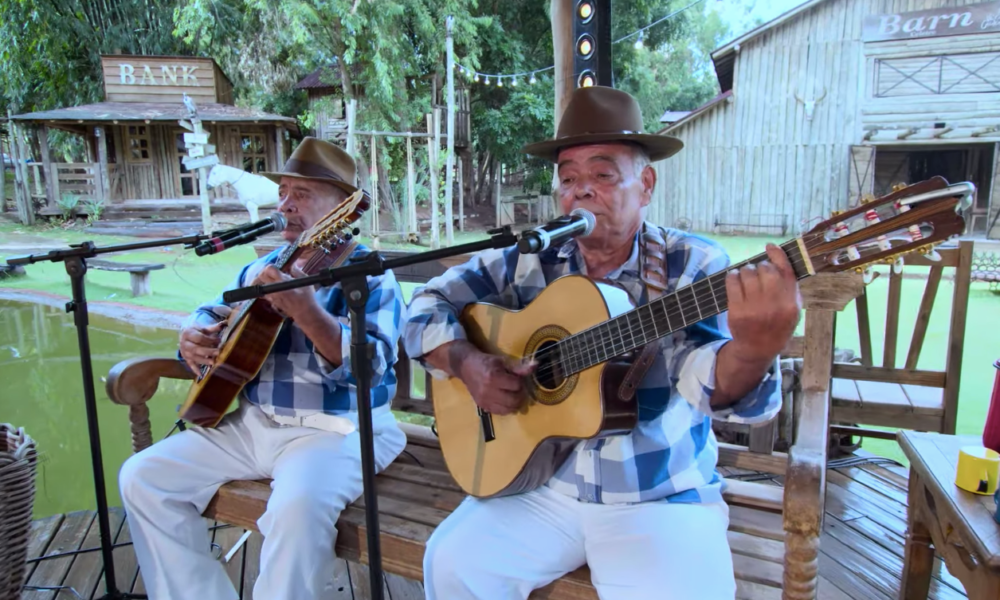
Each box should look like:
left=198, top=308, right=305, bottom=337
left=548, top=239, right=812, bottom=377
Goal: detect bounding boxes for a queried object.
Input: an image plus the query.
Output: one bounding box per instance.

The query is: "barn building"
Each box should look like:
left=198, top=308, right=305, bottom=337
left=651, top=0, right=1000, bottom=241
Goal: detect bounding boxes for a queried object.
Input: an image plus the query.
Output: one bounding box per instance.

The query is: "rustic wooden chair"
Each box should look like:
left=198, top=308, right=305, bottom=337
left=829, top=241, right=973, bottom=440
left=104, top=265, right=864, bottom=600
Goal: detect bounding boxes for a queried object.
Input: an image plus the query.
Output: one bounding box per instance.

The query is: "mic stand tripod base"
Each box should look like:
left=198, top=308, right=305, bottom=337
left=342, top=275, right=385, bottom=600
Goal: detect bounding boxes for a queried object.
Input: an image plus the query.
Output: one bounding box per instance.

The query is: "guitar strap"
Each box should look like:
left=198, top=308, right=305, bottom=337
left=617, top=222, right=670, bottom=401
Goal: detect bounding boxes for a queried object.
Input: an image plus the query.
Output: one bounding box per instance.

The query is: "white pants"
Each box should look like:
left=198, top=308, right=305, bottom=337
left=118, top=400, right=406, bottom=600
left=423, top=485, right=736, bottom=600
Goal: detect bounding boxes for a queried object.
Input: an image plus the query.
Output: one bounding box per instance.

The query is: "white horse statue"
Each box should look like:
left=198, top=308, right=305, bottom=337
left=206, top=164, right=280, bottom=222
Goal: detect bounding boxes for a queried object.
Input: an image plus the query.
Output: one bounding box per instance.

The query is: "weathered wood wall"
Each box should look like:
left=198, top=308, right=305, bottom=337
left=651, top=0, right=1000, bottom=237
left=99, top=56, right=232, bottom=105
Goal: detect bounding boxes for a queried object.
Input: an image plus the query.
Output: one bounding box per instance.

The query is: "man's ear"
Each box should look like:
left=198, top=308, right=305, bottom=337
left=640, top=165, right=656, bottom=207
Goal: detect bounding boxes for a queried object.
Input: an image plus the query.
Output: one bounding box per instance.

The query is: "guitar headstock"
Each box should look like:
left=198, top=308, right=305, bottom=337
left=800, top=176, right=973, bottom=277
left=300, top=189, right=371, bottom=251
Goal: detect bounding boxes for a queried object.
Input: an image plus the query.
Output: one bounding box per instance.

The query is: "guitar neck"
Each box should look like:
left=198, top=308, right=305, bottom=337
left=556, top=238, right=814, bottom=376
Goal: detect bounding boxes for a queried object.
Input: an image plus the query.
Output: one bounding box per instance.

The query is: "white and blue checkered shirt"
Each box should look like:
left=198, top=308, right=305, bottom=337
left=402, top=223, right=782, bottom=505
left=184, top=244, right=406, bottom=425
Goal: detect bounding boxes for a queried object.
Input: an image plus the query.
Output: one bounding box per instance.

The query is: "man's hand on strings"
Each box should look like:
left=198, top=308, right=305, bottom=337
left=254, top=265, right=322, bottom=323
left=179, top=321, right=224, bottom=375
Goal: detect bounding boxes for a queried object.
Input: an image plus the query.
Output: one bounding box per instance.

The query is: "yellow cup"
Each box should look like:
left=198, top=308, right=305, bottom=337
left=956, top=446, right=1000, bottom=495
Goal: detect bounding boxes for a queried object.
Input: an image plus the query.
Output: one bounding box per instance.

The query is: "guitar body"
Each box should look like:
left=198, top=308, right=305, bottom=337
left=178, top=189, right=371, bottom=428
left=431, top=275, right=639, bottom=498
left=178, top=300, right=286, bottom=427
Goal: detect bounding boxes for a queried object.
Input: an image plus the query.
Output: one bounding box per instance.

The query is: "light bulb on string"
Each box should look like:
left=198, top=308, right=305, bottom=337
left=511, top=77, right=518, bottom=86
left=634, top=34, right=644, bottom=49
left=474, top=73, right=479, bottom=82
left=498, top=77, right=503, bottom=87
left=530, top=74, right=537, bottom=84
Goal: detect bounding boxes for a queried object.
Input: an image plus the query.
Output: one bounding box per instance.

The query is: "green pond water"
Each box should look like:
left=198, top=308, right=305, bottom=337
left=0, top=298, right=190, bottom=518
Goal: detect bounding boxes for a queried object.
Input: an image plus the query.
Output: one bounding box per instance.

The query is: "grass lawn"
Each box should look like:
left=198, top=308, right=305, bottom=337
left=3, top=222, right=997, bottom=465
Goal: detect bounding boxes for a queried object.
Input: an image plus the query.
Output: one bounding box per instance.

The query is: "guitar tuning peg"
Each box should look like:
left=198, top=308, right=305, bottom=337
left=892, top=182, right=908, bottom=192
left=831, top=209, right=843, bottom=217
left=859, top=266, right=875, bottom=284
left=892, top=256, right=904, bottom=274
left=861, top=194, right=874, bottom=205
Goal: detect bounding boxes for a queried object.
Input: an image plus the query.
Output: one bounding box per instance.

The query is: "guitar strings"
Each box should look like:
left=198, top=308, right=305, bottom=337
left=530, top=221, right=920, bottom=380
left=527, top=230, right=838, bottom=380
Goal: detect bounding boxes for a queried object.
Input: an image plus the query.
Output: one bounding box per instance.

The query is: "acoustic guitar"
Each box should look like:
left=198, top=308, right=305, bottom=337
left=430, top=177, right=974, bottom=498
left=178, top=189, right=370, bottom=427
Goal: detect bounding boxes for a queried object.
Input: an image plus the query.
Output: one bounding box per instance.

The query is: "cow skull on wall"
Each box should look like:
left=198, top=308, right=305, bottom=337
left=794, top=88, right=827, bottom=120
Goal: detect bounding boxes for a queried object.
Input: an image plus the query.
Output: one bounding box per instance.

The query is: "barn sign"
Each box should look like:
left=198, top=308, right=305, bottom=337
left=863, top=0, right=1000, bottom=42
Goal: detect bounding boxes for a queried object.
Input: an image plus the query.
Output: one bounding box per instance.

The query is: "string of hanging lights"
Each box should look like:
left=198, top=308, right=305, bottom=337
left=453, top=0, right=711, bottom=88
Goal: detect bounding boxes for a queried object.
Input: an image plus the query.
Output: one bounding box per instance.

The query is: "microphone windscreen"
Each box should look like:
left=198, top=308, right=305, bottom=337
left=269, top=212, right=288, bottom=232
left=570, top=208, right=596, bottom=236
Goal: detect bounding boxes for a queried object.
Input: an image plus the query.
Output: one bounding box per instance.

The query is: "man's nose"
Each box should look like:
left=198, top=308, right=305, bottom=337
left=277, top=194, right=295, bottom=212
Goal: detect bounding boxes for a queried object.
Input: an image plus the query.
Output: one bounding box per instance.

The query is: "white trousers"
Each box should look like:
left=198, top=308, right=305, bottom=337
left=423, top=485, right=736, bottom=600
left=118, top=400, right=406, bottom=600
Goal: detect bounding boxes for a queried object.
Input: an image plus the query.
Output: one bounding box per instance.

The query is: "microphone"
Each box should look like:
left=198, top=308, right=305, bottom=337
left=517, top=208, right=596, bottom=254
left=194, top=212, right=287, bottom=256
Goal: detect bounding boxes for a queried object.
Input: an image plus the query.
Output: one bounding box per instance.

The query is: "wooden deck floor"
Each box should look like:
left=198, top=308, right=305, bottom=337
left=20, top=455, right=969, bottom=600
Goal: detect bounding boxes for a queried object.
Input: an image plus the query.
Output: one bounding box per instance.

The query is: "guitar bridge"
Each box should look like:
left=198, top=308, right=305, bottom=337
left=478, top=408, right=495, bottom=442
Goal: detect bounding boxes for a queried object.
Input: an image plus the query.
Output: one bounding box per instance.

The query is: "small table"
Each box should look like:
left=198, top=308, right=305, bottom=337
left=898, top=431, right=1000, bottom=599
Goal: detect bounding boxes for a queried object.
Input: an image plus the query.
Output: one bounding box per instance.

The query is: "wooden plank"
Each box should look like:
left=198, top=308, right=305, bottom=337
left=901, top=385, right=944, bottom=415
left=820, top=532, right=900, bottom=599
left=825, top=470, right=908, bottom=534
left=833, top=466, right=909, bottom=506
left=831, top=364, right=946, bottom=387
left=38, top=125, right=56, bottom=210
left=347, top=559, right=391, bottom=599
left=22, top=514, right=65, bottom=583
left=855, top=379, right=912, bottom=409
left=241, top=532, right=263, bottom=600
left=93, top=510, right=140, bottom=597
left=905, top=265, right=943, bottom=369
left=883, top=268, right=903, bottom=368
left=818, top=550, right=891, bottom=600
left=22, top=510, right=95, bottom=600
left=735, top=579, right=781, bottom=600
left=60, top=507, right=125, bottom=600
left=824, top=515, right=966, bottom=600
left=831, top=378, right=861, bottom=405
left=943, top=242, right=972, bottom=435
left=727, top=505, right=785, bottom=542
left=385, top=573, right=425, bottom=600
left=722, top=479, right=784, bottom=512
left=817, top=575, right=855, bottom=600
left=732, top=553, right=784, bottom=588
left=717, top=444, right=788, bottom=475
left=213, top=524, right=246, bottom=594
left=830, top=405, right=941, bottom=432
left=728, top=530, right=785, bottom=564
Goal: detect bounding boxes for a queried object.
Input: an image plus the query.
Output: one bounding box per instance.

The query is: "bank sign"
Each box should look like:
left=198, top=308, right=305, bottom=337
left=863, top=1, right=1000, bottom=41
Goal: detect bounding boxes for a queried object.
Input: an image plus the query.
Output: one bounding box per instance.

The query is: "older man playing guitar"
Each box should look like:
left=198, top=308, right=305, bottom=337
left=118, top=138, right=407, bottom=600
left=403, top=87, right=801, bottom=599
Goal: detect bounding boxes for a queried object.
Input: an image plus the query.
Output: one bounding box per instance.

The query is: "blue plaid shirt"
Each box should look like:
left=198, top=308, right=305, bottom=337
left=402, top=223, right=782, bottom=505
left=184, top=244, right=406, bottom=425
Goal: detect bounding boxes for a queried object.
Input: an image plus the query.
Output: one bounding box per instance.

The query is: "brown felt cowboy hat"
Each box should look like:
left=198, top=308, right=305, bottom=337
left=523, top=86, right=683, bottom=163
left=262, top=136, right=359, bottom=196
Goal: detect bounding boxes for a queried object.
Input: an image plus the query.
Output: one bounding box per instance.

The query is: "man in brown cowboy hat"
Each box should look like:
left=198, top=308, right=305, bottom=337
left=118, top=137, right=408, bottom=600
left=403, top=87, right=800, bottom=598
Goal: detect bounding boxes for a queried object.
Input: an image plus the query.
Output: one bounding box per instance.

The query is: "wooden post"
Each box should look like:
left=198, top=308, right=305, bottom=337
left=275, top=126, right=285, bottom=166
left=370, top=136, right=379, bottom=249
left=457, top=156, right=464, bottom=232
left=406, top=135, right=416, bottom=235
left=95, top=126, right=110, bottom=204
left=7, top=115, right=34, bottom=225
left=495, top=161, right=502, bottom=227
left=0, top=135, right=6, bottom=210
left=444, top=15, right=456, bottom=246
left=38, top=125, right=56, bottom=210
left=551, top=0, right=574, bottom=194
left=427, top=111, right=441, bottom=249
left=346, top=99, right=357, bottom=166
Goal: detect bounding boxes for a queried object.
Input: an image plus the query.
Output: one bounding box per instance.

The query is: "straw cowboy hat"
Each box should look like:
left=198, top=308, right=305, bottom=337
left=523, top=86, right=684, bottom=163
left=262, top=136, right=359, bottom=196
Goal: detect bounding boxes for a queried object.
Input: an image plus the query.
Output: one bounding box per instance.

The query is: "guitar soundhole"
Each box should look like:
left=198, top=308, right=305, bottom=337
left=533, top=339, right=565, bottom=391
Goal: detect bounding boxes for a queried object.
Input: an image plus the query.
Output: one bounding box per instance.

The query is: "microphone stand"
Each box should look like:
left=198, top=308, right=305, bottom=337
left=6, top=232, right=216, bottom=600
left=221, top=226, right=521, bottom=600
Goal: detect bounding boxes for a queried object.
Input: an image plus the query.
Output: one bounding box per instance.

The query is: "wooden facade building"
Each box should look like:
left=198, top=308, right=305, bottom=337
left=7, top=55, right=299, bottom=219
left=652, top=0, right=1000, bottom=241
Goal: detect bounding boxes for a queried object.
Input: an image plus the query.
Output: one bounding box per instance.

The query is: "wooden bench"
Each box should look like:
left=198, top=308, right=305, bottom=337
left=87, top=259, right=165, bottom=297
left=829, top=241, right=972, bottom=440
left=104, top=263, right=865, bottom=600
